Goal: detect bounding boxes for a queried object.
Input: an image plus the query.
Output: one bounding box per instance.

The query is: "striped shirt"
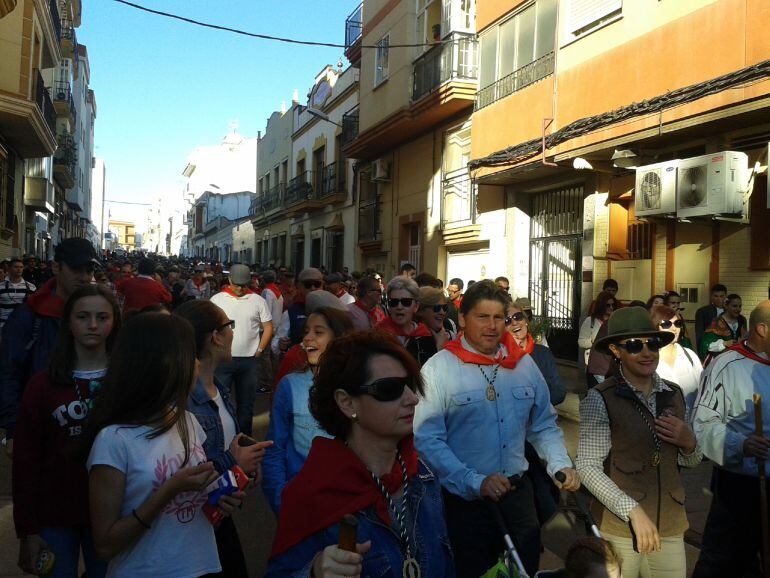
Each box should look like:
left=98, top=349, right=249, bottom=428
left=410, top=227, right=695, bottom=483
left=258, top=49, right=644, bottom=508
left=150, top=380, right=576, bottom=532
left=0, top=278, right=36, bottom=327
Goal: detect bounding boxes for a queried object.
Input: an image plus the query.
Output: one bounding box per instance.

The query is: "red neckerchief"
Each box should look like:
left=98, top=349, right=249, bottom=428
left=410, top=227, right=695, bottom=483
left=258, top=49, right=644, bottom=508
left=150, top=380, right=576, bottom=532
left=453, top=296, right=463, bottom=310
left=444, top=332, right=524, bottom=369
left=377, top=316, right=432, bottom=338
left=335, top=288, right=347, bottom=299
left=728, top=340, right=770, bottom=366
left=220, top=286, right=253, bottom=298
left=511, top=333, right=535, bottom=355
left=26, top=277, right=63, bottom=318
left=264, top=283, right=282, bottom=299
left=193, top=277, right=203, bottom=288
left=270, top=436, right=418, bottom=558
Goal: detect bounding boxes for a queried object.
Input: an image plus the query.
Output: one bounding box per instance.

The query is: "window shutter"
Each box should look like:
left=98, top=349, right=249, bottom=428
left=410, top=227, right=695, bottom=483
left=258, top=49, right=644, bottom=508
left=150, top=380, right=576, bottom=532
left=569, top=0, right=622, bottom=33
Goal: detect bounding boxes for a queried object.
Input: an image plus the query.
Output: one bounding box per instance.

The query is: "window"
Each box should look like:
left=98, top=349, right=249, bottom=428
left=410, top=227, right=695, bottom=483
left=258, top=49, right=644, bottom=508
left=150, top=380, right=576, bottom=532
left=375, top=35, right=390, bottom=86
left=282, top=160, right=289, bottom=185
left=568, top=0, right=621, bottom=37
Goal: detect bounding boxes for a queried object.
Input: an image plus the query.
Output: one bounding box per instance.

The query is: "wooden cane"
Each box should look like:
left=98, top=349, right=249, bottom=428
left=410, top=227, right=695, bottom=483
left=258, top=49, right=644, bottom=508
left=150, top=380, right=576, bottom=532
left=753, top=393, right=770, bottom=578
left=338, top=514, right=358, bottom=553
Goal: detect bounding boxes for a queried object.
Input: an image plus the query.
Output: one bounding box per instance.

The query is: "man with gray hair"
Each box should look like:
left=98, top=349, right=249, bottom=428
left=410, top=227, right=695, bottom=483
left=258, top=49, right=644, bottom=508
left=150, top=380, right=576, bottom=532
left=692, top=300, right=770, bottom=577
left=347, top=275, right=386, bottom=331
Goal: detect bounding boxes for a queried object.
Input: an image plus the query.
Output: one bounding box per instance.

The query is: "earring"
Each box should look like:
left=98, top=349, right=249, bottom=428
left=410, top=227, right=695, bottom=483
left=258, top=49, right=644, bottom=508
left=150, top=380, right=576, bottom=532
left=351, top=413, right=357, bottom=419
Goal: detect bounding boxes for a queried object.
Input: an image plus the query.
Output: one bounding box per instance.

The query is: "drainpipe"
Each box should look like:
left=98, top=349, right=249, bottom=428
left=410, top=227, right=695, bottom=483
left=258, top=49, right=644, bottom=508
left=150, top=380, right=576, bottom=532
left=542, top=1, right=561, bottom=168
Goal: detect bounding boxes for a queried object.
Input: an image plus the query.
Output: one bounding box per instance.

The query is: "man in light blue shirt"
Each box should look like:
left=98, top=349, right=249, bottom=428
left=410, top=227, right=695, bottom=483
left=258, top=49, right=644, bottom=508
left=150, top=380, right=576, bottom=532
left=414, top=280, right=579, bottom=577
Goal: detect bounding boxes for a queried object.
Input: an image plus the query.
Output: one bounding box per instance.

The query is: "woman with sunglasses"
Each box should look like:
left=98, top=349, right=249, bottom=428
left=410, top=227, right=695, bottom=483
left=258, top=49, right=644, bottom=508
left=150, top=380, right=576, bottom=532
left=650, top=305, right=702, bottom=413
left=576, top=307, right=701, bottom=578
left=662, top=291, right=694, bottom=350
left=414, top=286, right=456, bottom=356
left=377, top=277, right=435, bottom=366
left=699, top=293, right=747, bottom=362
left=263, top=307, right=354, bottom=513
left=266, top=331, right=454, bottom=577
left=579, top=291, right=617, bottom=387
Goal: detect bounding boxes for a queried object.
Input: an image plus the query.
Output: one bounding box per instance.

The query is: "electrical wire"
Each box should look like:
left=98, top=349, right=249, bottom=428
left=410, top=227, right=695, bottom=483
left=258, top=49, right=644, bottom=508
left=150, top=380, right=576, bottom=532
left=469, top=58, right=770, bottom=171
left=112, top=0, right=446, bottom=49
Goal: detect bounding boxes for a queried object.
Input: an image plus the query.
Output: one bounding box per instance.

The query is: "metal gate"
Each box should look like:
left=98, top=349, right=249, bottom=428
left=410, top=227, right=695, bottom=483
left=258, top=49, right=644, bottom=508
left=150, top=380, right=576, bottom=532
left=529, top=186, right=583, bottom=361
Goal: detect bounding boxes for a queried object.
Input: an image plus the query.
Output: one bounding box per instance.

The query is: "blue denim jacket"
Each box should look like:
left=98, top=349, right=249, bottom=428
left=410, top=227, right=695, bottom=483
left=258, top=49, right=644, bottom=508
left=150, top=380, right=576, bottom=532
left=188, top=377, right=240, bottom=474
left=262, top=370, right=332, bottom=512
left=265, top=460, right=455, bottom=577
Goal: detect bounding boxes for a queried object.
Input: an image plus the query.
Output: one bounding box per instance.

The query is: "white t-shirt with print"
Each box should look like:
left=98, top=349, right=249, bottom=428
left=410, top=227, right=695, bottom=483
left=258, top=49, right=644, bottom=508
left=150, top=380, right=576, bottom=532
left=87, top=412, right=221, bottom=578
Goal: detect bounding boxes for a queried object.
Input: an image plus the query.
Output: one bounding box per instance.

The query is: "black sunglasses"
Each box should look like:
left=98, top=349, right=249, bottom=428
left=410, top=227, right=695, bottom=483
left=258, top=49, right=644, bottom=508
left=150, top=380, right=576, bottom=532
left=216, top=319, right=235, bottom=332
left=302, top=280, right=322, bottom=289
left=349, top=377, right=416, bottom=402
left=614, top=337, right=665, bottom=354
left=425, top=304, right=448, bottom=313
left=659, top=319, right=685, bottom=329
left=505, top=312, right=526, bottom=325
left=388, top=298, right=414, bottom=308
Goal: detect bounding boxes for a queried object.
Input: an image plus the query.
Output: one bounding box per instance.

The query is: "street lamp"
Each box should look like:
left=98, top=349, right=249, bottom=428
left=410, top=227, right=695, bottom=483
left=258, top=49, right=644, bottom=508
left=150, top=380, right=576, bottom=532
left=306, top=107, right=343, bottom=128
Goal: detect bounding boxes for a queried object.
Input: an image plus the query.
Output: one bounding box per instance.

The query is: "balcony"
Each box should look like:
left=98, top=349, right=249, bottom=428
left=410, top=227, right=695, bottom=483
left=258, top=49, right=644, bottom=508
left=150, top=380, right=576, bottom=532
left=319, top=162, right=345, bottom=201
left=24, top=176, right=55, bottom=214
left=250, top=184, right=285, bottom=221
left=52, top=80, right=76, bottom=128
left=344, top=3, right=363, bottom=64
left=412, top=33, right=478, bottom=102
left=475, top=52, right=555, bottom=111
left=53, top=132, right=77, bottom=189
left=49, top=0, right=61, bottom=42
left=342, top=105, right=359, bottom=148
left=35, top=70, right=57, bottom=137
left=61, top=18, right=77, bottom=58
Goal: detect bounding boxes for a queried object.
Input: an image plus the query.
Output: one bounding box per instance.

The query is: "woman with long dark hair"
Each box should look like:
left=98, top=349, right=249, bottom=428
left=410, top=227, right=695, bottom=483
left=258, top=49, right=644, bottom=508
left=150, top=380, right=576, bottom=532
left=263, top=306, right=353, bottom=513
left=174, top=299, right=271, bottom=577
left=13, top=285, right=120, bottom=578
left=85, top=314, right=242, bottom=577
left=580, top=290, right=617, bottom=387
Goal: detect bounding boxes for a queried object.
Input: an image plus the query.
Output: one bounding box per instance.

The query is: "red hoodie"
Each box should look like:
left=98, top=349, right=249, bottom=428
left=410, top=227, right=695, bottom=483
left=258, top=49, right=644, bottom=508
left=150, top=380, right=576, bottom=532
left=12, top=370, right=102, bottom=536
left=117, top=276, right=172, bottom=314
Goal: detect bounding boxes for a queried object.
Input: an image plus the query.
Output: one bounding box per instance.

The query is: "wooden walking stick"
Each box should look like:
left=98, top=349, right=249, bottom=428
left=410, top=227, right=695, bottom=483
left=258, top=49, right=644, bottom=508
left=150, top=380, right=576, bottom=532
left=754, top=393, right=770, bottom=578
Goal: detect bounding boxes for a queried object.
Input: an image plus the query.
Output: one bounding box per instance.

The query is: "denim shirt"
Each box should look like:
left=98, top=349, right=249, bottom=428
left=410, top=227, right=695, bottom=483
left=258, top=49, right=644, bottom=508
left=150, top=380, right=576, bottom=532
left=263, top=370, right=332, bottom=513
left=188, top=377, right=240, bottom=474
left=265, top=461, right=455, bottom=578
left=414, top=338, right=572, bottom=501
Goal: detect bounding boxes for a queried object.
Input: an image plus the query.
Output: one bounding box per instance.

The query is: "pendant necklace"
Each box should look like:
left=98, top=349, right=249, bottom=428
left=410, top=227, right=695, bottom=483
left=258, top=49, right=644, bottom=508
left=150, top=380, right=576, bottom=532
left=478, top=364, right=500, bottom=401
left=369, top=451, right=421, bottom=578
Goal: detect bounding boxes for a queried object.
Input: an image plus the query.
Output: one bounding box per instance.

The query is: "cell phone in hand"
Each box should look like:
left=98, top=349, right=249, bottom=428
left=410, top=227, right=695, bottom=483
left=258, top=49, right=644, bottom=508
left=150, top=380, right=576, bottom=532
left=238, top=435, right=258, bottom=447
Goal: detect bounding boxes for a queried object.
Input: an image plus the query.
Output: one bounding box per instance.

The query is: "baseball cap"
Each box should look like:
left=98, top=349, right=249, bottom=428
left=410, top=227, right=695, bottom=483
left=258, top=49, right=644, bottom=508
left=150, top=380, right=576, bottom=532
left=324, top=273, right=343, bottom=284
left=298, top=268, right=323, bottom=282
left=306, top=290, right=346, bottom=312
left=54, top=238, right=100, bottom=268
left=229, top=264, right=251, bottom=286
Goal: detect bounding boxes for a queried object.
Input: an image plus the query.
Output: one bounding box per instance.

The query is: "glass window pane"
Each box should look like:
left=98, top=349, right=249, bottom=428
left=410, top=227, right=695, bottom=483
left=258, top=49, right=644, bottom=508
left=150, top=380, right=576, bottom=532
left=499, top=16, right=516, bottom=78
left=535, top=0, right=557, bottom=59
left=479, top=29, right=497, bottom=88
left=515, top=5, right=536, bottom=70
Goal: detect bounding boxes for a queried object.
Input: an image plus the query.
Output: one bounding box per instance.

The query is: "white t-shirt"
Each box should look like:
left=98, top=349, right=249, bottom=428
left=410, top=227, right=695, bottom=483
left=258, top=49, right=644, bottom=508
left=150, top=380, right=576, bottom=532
left=261, top=288, right=284, bottom=335
left=87, top=412, right=221, bottom=578
left=210, top=291, right=272, bottom=357
left=656, top=344, right=703, bottom=413
left=212, top=392, right=237, bottom=450
left=338, top=291, right=356, bottom=306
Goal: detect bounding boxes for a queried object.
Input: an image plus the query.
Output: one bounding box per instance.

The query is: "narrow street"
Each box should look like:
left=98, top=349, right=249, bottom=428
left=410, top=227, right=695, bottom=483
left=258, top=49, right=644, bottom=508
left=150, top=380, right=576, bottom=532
left=0, top=366, right=713, bottom=577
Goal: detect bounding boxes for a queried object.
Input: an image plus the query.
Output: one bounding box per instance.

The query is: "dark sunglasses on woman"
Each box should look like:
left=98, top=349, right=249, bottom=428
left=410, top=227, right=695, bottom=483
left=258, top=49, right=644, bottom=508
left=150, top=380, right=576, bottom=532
left=302, top=280, right=322, bottom=290
left=349, top=377, right=417, bottom=402
left=659, top=319, right=685, bottom=329
left=615, top=337, right=665, bottom=354
left=426, top=304, right=448, bottom=313
left=505, top=312, right=526, bottom=325
left=388, top=297, right=414, bottom=308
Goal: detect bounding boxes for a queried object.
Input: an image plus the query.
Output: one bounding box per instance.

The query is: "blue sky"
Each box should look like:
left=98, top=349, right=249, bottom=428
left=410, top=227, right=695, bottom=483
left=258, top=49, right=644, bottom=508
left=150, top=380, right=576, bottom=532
left=79, top=0, right=360, bottom=225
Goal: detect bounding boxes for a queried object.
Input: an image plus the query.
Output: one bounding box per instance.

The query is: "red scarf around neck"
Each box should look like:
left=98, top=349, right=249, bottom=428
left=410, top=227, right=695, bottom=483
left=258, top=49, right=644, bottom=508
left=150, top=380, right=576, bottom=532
left=377, top=316, right=432, bottom=338
left=444, top=331, right=524, bottom=369
left=220, top=286, right=253, bottom=298
left=270, top=436, right=418, bottom=558
left=264, top=283, right=281, bottom=299
left=729, top=340, right=770, bottom=366
left=512, top=333, right=535, bottom=355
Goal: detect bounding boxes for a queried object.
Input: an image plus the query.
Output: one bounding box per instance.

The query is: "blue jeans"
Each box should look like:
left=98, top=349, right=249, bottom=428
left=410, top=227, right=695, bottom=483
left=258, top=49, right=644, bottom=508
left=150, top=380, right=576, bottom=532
left=214, top=356, right=262, bottom=436
left=39, top=527, right=106, bottom=578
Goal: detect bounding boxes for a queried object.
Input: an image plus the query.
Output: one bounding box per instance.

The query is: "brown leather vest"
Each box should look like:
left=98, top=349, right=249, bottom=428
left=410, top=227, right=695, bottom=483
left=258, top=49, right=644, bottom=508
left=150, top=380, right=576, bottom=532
left=590, top=376, right=689, bottom=538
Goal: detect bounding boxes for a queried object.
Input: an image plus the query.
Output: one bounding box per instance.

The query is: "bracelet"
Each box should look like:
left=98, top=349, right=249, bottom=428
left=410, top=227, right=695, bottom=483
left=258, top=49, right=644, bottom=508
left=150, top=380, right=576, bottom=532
left=132, top=508, right=151, bottom=530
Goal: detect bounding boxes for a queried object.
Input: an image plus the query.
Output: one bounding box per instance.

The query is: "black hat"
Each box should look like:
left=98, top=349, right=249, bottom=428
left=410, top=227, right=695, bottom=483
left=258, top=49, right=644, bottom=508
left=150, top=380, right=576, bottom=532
left=593, top=306, right=675, bottom=354
left=54, top=238, right=100, bottom=268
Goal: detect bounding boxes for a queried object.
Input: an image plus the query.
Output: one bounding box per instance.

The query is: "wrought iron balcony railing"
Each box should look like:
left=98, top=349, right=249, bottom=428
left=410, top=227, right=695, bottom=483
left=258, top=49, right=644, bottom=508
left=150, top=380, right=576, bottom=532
left=412, top=33, right=478, bottom=102
left=54, top=132, right=77, bottom=171
left=34, top=70, right=56, bottom=135
left=441, top=168, right=476, bottom=229
left=345, top=3, right=363, bottom=47
left=342, top=105, right=359, bottom=147
left=319, top=162, right=338, bottom=198
left=53, top=80, right=71, bottom=101
left=285, top=171, right=314, bottom=205
left=475, top=51, right=555, bottom=111
left=49, top=0, right=61, bottom=41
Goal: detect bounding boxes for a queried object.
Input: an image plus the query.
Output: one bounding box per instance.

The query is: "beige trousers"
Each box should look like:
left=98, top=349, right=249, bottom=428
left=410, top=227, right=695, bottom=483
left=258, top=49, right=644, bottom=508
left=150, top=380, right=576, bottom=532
left=603, top=533, right=686, bottom=578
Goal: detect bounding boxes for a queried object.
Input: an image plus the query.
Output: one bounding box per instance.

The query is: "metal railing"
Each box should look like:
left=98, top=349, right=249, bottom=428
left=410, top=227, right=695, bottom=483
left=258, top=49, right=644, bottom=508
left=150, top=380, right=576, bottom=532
left=319, top=162, right=338, bottom=198
left=34, top=70, right=56, bottom=135
left=475, top=51, right=555, bottom=111
left=342, top=105, right=359, bottom=147
left=441, top=169, right=476, bottom=229
left=412, top=33, right=478, bottom=102
left=52, top=80, right=70, bottom=101
left=345, top=3, right=363, bottom=47
left=285, top=171, right=314, bottom=205
left=54, top=132, right=77, bottom=171
left=49, top=0, right=61, bottom=41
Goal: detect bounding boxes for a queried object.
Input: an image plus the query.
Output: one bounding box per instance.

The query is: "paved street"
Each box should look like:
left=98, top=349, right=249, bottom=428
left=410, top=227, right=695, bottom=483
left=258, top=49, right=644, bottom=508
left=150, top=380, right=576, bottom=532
left=0, top=365, right=713, bottom=577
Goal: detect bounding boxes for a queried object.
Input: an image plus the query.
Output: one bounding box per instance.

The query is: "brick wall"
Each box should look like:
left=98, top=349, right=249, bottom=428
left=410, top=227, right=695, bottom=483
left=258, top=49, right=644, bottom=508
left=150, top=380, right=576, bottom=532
left=654, top=228, right=667, bottom=294
left=719, top=223, right=770, bottom=311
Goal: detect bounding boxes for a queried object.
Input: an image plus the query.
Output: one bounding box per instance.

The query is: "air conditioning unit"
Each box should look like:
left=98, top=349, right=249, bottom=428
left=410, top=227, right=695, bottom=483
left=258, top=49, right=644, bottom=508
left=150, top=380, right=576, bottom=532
left=676, top=151, right=748, bottom=218
left=371, top=158, right=391, bottom=182
left=634, top=160, right=678, bottom=217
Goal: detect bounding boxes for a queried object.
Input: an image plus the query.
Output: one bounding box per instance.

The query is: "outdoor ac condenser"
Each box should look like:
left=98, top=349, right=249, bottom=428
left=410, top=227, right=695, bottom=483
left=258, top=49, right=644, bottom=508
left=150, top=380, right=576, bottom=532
left=676, top=151, right=748, bottom=218
left=634, top=160, right=678, bottom=217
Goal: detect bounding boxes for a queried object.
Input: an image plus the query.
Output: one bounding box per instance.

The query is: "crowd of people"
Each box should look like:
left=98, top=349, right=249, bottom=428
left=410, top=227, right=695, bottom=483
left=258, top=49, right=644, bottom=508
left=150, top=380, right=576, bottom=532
left=0, top=238, right=768, bottom=578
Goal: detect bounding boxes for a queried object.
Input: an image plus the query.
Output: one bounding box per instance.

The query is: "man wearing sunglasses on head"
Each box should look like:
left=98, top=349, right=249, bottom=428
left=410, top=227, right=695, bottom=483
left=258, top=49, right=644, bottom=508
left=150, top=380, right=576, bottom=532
left=576, top=306, right=701, bottom=578
left=414, top=280, right=579, bottom=577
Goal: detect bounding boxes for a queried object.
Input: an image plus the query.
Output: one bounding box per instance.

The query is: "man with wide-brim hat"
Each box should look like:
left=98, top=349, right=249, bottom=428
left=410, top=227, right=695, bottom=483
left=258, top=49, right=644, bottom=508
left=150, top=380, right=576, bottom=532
left=576, top=307, right=702, bottom=578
